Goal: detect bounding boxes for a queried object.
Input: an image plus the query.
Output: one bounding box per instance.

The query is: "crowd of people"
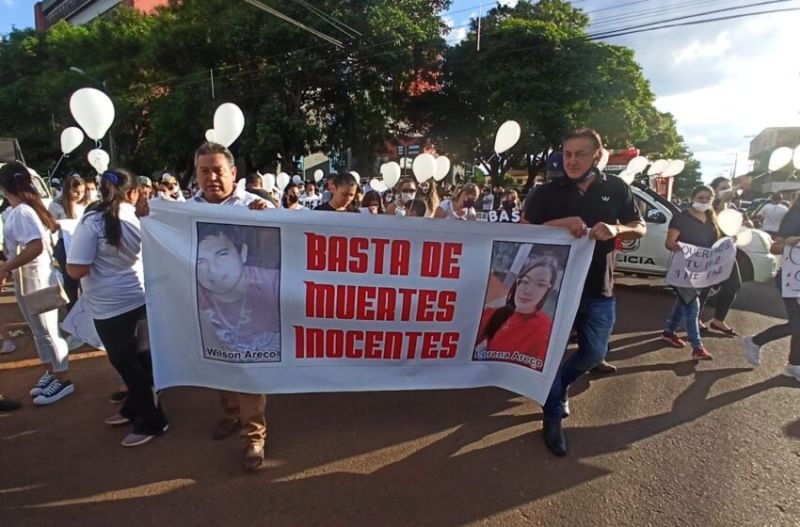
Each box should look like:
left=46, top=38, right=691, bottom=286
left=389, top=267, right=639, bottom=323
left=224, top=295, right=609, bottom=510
left=0, top=127, right=798, bottom=468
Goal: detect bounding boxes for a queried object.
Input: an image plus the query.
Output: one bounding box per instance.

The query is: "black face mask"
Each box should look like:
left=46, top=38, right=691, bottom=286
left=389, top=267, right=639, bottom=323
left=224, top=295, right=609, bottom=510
left=463, top=198, right=476, bottom=209
left=286, top=194, right=299, bottom=206
left=502, top=201, right=515, bottom=210
left=572, top=166, right=600, bottom=185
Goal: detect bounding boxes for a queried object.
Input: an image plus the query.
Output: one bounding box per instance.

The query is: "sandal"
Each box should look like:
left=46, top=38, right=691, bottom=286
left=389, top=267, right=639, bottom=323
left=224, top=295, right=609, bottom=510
left=709, top=321, right=738, bottom=336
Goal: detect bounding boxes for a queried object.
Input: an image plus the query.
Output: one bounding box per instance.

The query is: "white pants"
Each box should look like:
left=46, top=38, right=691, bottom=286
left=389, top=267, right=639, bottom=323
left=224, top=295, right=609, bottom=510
left=14, top=264, right=69, bottom=373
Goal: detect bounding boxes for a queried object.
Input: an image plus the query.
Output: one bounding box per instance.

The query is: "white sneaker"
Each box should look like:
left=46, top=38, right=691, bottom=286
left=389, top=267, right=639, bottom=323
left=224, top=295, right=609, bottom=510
left=30, top=371, right=55, bottom=397
left=783, top=365, right=800, bottom=382
left=32, top=379, right=74, bottom=405
left=0, top=339, right=16, bottom=355
left=741, top=336, right=761, bottom=366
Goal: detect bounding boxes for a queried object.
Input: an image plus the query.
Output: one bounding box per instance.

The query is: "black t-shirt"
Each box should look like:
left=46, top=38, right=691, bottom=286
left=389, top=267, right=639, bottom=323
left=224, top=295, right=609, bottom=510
left=524, top=173, right=641, bottom=298
left=668, top=210, right=719, bottom=248
left=778, top=209, right=800, bottom=238
left=314, top=202, right=360, bottom=213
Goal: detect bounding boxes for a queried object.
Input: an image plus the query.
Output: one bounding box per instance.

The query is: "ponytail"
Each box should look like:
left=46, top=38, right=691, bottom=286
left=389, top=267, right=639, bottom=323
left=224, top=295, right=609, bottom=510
left=0, top=162, right=58, bottom=233
left=95, top=169, right=137, bottom=248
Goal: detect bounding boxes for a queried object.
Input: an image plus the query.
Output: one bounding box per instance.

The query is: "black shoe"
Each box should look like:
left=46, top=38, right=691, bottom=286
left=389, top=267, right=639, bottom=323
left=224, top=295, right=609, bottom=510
left=0, top=395, right=22, bottom=412
left=543, top=419, right=568, bottom=457
left=591, top=360, right=617, bottom=375
left=110, top=390, right=128, bottom=404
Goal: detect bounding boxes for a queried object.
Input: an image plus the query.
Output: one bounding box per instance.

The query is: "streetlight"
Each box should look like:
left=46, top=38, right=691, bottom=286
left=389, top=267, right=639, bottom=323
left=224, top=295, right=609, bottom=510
left=68, top=66, right=116, bottom=165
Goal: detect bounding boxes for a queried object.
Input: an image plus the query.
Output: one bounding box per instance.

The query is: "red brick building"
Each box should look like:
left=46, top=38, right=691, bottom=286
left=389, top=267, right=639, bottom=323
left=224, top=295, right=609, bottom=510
left=35, top=0, right=167, bottom=31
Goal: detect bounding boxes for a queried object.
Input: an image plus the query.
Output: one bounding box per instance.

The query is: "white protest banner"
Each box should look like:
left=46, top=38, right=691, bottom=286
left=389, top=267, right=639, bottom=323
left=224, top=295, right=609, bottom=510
left=142, top=201, right=595, bottom=404
left=666, top=238, right=737, bottom=289
left=781, top=245, right=800, bottom=298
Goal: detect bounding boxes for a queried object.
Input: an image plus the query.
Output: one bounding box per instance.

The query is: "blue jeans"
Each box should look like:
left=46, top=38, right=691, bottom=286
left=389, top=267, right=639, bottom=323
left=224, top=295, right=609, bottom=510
left=665, top=297, right=702, bottom=348
left=543, top=296, right=616, bottom=420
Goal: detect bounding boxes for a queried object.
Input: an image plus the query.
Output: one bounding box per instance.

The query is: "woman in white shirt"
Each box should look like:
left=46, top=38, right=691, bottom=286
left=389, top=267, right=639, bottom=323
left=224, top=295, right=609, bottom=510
left=49, top=174, right=86, bottom=313
left=0, top=162, right=73, bottom=405
left=434, top=182, right=479, bottom=221
left=67, top=169, right=168, bottom=447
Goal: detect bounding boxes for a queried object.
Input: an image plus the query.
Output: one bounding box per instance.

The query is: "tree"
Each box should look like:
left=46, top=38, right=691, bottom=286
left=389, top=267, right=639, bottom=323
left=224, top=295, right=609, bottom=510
left=421, top=0, right=701, bottom=189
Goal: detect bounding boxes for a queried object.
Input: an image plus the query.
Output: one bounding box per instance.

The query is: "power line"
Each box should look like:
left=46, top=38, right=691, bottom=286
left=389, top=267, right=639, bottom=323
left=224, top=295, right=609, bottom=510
left=286, top=0, right=362, bottom=38
left=242, top=0, right=344, bottom=48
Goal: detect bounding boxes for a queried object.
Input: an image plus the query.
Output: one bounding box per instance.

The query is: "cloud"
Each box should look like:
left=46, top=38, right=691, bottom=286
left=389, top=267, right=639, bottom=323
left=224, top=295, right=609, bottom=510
left=672, top=31, right=730, bottom=64
left=605, top=10, right=800, bottom=181
left=3, top=0, right=16, bottom=7
left=443, top=15, right=468, bottom=47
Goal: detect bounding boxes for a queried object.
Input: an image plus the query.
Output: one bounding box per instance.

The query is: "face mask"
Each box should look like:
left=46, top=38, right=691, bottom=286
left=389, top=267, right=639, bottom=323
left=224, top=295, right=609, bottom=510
left=503, top=200, right=515, bottom=210
left=692, top=201, right=712, bottom=212
left=571, top=166, right=600, bottom=185
left=401, top=191, right=416, bottom=203
left=463, top=198, right=476, bottom=209
left=87, top=190, right=99, bottom=201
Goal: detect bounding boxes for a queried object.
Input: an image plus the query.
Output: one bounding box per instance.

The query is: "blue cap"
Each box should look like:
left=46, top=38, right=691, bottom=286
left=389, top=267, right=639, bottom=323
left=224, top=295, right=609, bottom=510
left=546, top=152, right=564, bottom=178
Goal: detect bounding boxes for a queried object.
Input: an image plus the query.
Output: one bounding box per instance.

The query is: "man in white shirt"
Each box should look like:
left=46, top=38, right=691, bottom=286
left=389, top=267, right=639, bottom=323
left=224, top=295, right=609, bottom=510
left=481, top=187, right=495, bottom=213
left=191, top=142, right=272, bottom=472
left=758, top=193, right=789, bottom=237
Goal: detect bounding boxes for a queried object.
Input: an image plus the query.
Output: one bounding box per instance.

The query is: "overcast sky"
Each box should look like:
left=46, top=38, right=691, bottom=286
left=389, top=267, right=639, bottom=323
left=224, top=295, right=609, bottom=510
left=3, top=0, right=800, bottom=181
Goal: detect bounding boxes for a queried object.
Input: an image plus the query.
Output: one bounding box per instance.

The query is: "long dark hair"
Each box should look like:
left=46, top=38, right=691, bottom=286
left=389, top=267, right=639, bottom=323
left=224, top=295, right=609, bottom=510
left=93, top=169, right=137, bottom=248
left=361, top=190, right=385, bottom=213
left=59, top=174, right=85, bottom=219
left=691, top=185, right=722, bottom=239
left=481, top=258, right=558, bottom=344
left=0, top=162, right=58, bottom=233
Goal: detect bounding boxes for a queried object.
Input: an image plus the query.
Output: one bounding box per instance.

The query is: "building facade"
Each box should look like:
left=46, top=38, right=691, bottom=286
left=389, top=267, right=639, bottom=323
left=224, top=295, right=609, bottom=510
left=34, top=0, right=167, bottom=31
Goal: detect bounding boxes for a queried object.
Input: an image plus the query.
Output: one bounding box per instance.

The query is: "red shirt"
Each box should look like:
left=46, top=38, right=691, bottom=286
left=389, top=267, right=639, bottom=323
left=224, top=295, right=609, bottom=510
left=476, top=308, right=553, bottom=371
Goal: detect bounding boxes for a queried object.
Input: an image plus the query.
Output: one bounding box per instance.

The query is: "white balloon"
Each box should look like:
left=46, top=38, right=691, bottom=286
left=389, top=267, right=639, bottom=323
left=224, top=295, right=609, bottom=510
left=626, top=156, right=649, bottom=175
left=381, top=162, right=401, bottom=187
left=262, top=173, right=276, bottom=193
left=276, top=172, right=290, bottom=191
left=87, top=148, right=109, bottom=174
left=596, top=148, right=610, bottom=172
left=369, top=179, right=388, bottom=193
left=648, top=159, right=669, bottom=176
left=768, top=146, right=793, bottom=172
left=735, top=226, right=753, bottom=247
left=313, top=169, right=324, bottom=183
left=717, top=209, right=743, bottom=237
left=237, top=178, right=247, bottom=191
left=494, top=120, right=521, bottom=154
left=205, top=129, right=216, bottom=143
left=60, top=127, right=84, bottom=155
left=70, top=88, right=115, bottom=141
left=434, top=156, right=451, bottom=181
left=660, top=159, right=686, bottom=178
left=617, top=169, right=635, bottom=185
left=412, top=153, right=437, bottom=183
left=292, top=175, right=303, bottom=185
left=793, top=145, right=800, bottom=170
left=212, top=102, right=245, bottom=148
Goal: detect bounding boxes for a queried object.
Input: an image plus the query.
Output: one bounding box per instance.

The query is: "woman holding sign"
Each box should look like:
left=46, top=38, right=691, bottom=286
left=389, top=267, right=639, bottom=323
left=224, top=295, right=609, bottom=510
left=741, top=200, right=800, bottom=381
left=67, top=170, right=169, bottom=447
left=662, top=185, right=720, bottom=361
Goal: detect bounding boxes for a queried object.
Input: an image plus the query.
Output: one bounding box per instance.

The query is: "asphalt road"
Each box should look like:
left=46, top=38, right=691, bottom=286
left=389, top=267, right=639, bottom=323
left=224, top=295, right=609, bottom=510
left=1, top=279, right=799, bottom=527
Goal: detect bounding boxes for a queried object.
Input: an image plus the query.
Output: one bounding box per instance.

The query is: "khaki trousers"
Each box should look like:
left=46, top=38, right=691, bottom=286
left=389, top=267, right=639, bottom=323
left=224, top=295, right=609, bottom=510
left=218, top=390, right=267, bottom=447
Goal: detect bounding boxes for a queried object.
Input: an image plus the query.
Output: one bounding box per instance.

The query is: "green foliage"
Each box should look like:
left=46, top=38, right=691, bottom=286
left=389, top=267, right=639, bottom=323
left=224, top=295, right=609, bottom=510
left=0, top=0, right=701, bottom=187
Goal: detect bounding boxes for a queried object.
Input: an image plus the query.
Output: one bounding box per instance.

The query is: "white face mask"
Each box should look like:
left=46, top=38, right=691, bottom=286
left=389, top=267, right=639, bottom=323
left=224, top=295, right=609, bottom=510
left=401, top=191, right=416, bottom=203
left=692, top=201, right=712, bottom=212
left=87, top=190, right=99, bottom=201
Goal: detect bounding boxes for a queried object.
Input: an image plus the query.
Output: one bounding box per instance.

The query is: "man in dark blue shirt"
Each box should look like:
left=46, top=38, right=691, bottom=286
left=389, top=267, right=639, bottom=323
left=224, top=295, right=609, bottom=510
left=523, top=128, right=646, bottom=457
